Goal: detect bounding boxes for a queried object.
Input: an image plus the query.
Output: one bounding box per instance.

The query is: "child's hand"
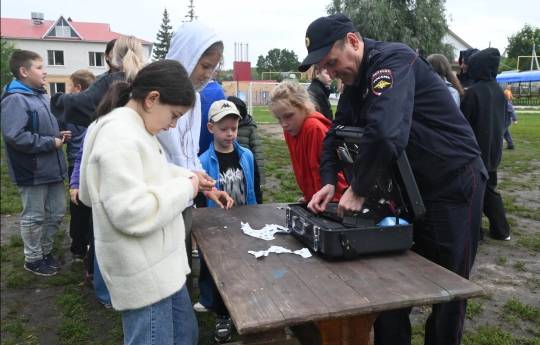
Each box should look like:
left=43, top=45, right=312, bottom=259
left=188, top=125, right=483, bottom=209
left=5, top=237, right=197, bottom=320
left=204, top=189, right=234, bottom=209
left=54, top=137, right=64, bottom=148
left=189, top=175, right=200, bottom=198
left=192, top=171, right=215, bottom=191
left=69, top=189, right=79, bottom=205
left=60, top=130, right=72, bottom=142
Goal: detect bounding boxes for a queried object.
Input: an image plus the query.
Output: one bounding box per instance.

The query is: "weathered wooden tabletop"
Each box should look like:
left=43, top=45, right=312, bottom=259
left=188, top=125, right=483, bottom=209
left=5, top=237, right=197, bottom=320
left=192, top=203, right=484, bottom=335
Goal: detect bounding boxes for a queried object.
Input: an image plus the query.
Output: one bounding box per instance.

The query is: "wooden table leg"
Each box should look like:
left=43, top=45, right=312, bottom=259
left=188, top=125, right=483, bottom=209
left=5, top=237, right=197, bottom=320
left=316, top=313, right=378, bottom=345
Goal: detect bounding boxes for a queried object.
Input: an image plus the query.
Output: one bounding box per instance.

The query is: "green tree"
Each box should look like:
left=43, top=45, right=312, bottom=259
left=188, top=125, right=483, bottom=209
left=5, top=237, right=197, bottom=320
left=1, top=40, right=15, bottom=90
left=505, top=24, right=540, bottom=71
left=256, top=48, right=300, bottom=79
left=152, top=8, right=173, bottom=60
left=184, top=0, right=197, bottom=22
left=327, top=0, right=448, bottom=56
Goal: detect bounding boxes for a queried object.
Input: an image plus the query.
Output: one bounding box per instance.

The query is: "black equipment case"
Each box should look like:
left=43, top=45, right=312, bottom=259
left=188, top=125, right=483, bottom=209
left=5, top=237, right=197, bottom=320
left=286, top=126, right=425, bottom=259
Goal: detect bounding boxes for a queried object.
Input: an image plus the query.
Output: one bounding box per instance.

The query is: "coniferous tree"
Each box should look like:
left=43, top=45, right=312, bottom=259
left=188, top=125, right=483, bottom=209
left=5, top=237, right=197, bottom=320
left=153, top=8, right=173, bottom=60
left=184, top=0, right=197, bottom=22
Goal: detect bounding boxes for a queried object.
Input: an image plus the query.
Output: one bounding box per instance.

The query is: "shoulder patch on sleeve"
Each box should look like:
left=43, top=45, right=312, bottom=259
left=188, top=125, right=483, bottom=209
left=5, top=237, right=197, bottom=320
left=371, top=69, right=393, bottom=96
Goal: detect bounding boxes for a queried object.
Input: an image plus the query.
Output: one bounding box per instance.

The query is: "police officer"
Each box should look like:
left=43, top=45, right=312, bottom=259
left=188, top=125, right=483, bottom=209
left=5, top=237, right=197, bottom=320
left=301, top=14, right=487, bottom=345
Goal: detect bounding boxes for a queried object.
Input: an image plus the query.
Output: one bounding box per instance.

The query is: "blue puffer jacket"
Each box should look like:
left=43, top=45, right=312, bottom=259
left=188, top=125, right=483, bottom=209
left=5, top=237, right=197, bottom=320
left=1, top=80, right=67, bottom=186
left=199, top=141, right=257, bottom=207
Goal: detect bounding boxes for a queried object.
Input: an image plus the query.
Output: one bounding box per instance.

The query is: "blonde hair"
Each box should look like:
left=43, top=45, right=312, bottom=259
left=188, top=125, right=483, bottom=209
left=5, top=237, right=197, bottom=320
left=269, top=80, right=314, bottom=113
left=111, top=36, right=146, bottom=82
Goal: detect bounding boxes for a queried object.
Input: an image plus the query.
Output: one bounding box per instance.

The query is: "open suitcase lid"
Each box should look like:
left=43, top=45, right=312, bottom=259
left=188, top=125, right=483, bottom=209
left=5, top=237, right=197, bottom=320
left=334, top=125, right=426, bottom=221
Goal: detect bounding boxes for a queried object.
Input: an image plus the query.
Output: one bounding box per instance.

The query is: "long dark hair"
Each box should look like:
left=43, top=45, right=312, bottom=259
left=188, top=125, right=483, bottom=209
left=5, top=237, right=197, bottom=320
left=427, top=54, right=465, bottom=97
left=96, top=60, right=195, bottom=118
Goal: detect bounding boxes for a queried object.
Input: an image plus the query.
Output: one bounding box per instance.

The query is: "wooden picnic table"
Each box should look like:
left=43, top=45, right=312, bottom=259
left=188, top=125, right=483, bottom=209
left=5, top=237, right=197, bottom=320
left=192, top=203, right=484, bottom=345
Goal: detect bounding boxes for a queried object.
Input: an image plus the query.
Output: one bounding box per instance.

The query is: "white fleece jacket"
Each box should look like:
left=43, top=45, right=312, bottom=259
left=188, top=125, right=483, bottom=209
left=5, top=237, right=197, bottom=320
left=157, top=21, right=221, bottom=172
left=79, top=107, right=195, bottom=311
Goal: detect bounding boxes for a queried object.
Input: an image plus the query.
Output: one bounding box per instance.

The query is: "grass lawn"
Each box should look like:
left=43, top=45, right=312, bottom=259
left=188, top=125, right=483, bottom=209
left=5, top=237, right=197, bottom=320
left=252, top=104, right=339, bottom=124
left=1, top=111, right=539, bottom=344
left=252, top=105, right=277, bottom=124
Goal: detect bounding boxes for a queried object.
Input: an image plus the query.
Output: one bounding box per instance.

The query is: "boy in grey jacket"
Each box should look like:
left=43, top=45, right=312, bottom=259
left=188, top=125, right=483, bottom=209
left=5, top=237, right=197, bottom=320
left=1, top=50, right=68, bottom=276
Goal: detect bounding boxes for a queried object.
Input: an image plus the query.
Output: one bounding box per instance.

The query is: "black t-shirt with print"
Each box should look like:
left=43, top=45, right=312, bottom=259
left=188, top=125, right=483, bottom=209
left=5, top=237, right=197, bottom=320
left=216, top=150, right=246, bottom=206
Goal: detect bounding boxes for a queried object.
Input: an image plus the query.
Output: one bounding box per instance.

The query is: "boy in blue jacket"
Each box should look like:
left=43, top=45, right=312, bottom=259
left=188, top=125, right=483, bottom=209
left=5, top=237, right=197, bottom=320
left=199, top=100, right=257, bottom=207
left=198, top=100, right=256, bottom=342
left=1, top=50, right=69, bottom=276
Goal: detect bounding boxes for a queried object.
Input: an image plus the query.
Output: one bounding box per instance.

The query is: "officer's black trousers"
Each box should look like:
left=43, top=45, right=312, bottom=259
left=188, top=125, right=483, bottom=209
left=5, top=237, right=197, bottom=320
left=483, top=171, right=510, bottom=240
left=374, top=158, right=487, bottom=345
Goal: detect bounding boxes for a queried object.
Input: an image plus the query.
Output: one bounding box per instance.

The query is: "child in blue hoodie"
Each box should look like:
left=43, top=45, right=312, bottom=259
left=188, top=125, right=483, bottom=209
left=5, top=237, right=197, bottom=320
left=1, top=50, right=69, bottom=276
left=198, top=100, right=256, bottom=342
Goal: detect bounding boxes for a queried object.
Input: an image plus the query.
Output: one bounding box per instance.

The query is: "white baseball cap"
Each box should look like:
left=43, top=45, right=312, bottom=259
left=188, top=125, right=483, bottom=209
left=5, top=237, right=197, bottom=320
left=208, top=100, right=241, bottom=122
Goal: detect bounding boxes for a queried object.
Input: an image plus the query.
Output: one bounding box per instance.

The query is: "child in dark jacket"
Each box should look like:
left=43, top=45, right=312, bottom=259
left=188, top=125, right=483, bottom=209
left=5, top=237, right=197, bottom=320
left=227, top=95, right=265, bottom=203
left=1, top=50, right=69, bottom=276
left=198, top=100, right=256, bottom=343
left=460, top=48, right=510, bottom=241
left=58, top=70, right=95, bottom=260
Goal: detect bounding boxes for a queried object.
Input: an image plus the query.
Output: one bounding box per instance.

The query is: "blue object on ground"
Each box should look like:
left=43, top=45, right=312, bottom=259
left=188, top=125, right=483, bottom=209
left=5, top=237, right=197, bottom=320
left=377, top=217, right=409, bottom=227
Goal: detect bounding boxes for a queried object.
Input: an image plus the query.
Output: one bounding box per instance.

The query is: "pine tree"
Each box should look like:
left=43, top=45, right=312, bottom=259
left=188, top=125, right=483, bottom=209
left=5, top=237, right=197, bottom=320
left=184, top=0, right=197, bottom=22
left=153, top=8, right=173, bottom=60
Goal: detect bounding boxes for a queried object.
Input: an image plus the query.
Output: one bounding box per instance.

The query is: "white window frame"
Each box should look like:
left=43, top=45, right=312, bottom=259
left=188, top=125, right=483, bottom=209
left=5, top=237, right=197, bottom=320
left=49, top=82, right=66, bottom=95
left=89, top=52, right=105, bottom=67
left=47, top=50, right=65, bottom=66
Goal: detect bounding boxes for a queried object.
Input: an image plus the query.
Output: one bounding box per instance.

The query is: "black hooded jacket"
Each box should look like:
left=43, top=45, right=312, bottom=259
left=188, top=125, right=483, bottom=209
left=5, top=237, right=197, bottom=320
left=458, top=48, right=479, bottom=88
left=460, top=48, right=505, bottom=172
left=308, top=78, right=333, bottom=120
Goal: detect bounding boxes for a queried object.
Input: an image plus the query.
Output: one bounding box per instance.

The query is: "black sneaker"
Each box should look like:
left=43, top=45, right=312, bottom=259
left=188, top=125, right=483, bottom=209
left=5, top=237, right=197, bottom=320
left=24, top=259, right=58, bottom=276
left=44, top=253, right=61, bottom=270
left=214, top=315, right=232, bottom=343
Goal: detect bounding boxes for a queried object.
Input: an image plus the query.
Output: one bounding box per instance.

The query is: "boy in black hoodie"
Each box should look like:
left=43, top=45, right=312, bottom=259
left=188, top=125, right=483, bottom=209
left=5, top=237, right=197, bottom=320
left=461, top=48, right=511, bottom=241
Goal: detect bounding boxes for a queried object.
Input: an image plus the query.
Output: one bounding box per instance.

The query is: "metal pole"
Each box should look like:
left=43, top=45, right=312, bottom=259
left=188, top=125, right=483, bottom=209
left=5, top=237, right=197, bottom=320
left=248, top=82, right=253, bottom=116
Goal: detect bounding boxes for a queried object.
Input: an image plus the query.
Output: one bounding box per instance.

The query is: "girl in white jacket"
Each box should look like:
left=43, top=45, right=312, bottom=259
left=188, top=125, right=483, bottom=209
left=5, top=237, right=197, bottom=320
left=79, top=60, right=199, bottom=345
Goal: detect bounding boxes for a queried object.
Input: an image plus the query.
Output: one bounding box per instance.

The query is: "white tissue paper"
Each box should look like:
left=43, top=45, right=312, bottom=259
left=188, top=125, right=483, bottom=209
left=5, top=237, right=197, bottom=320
left=248, top=246, right=312, bottom=259
left=241, top=222, right=290, bottom=241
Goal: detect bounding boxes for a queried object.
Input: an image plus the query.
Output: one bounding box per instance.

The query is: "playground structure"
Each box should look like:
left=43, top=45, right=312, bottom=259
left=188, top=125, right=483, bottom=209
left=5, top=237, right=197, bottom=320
left=497, top=46, right=540, bottom=106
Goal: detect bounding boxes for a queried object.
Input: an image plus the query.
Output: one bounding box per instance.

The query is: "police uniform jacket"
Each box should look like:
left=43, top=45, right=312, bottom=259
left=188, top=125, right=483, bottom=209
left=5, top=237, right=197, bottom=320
left=320, top=38, right=484, bottom=202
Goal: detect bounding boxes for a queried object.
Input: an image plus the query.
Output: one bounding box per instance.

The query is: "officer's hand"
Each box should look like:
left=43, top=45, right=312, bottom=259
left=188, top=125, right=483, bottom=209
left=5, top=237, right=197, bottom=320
left=192, top=171, right=215, bottom=191
left=337, top=187, right=365, bottom=218
left=307, top=184, right=335, bottom=213
left=204, top=189, right=234, bottom=209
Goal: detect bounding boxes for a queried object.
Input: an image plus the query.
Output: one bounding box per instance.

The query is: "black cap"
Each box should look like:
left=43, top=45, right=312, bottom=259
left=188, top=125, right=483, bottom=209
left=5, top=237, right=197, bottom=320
left=298, top=14, right=357, bottom=72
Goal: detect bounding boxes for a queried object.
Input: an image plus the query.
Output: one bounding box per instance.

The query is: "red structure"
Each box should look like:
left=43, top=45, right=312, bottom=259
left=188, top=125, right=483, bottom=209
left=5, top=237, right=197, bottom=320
left=233, top=61, right=252, bottom=81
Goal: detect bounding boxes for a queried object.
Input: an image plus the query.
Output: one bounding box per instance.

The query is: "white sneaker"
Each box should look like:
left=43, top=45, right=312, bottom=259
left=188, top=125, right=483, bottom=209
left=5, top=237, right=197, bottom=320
left=193, top=302, right=209, bottom=313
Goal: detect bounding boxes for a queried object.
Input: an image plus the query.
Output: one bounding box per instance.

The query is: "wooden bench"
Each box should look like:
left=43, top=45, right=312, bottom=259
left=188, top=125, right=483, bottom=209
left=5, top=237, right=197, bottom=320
left=192, top=204, right=484, bottom=345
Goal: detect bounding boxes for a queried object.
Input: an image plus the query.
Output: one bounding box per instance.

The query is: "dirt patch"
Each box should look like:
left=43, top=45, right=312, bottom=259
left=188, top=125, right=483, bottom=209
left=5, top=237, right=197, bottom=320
left=259, top=124, right=284, bottom=141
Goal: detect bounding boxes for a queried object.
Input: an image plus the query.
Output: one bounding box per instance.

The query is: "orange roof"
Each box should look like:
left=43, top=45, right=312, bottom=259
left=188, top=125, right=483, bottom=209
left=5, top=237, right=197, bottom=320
left=1, top=17, right=150, bottom=44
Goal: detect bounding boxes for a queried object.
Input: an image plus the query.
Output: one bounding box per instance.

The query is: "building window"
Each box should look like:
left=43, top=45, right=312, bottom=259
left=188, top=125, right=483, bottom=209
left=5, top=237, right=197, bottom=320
left=49, top=82, right=65, bottom=95
left=55, top=25, right=71, bottom=37
left=47, top=50, right=64, bottom=66
left=89, top=52, right=105, bottom=67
